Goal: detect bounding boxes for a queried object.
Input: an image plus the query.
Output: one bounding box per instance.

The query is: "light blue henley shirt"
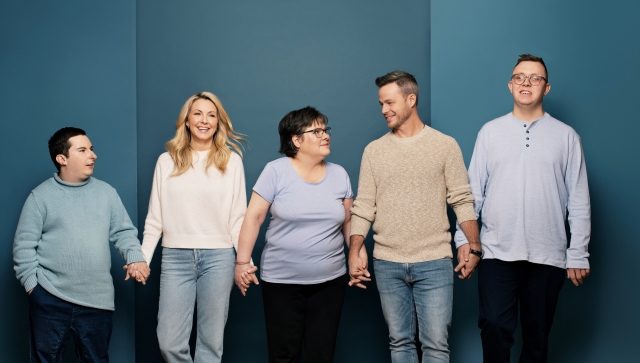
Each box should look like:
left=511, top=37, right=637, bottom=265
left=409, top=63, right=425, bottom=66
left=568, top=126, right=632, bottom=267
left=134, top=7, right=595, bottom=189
left=454, top=113, right=591, bottom=269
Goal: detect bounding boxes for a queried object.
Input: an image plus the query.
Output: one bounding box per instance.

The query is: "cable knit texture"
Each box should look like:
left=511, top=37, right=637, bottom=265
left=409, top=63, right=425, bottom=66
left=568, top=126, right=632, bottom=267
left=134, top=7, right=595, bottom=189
left=141, top=151, right=247, bottom=263
left=351, top=126, right=476, bottom=263
left=13, top=174, right=146, bottom=311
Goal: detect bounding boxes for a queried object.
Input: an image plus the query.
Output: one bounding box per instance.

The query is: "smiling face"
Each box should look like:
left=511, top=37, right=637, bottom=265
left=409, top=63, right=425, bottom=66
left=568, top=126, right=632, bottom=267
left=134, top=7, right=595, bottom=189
left=378, top=82, right=415, bottom=130
left=292, top=120, right=331, bottom=160
left=508, top=61, right=550, bottom=109
left=186, top=98, right=218, bottom=150
left=56, top=135, right=97, bottom=183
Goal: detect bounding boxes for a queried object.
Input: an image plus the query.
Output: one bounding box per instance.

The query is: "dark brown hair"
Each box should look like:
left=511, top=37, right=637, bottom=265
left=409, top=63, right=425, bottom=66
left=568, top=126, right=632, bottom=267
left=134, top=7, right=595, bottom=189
left=514, top=54, right=548, bottom=81
left=375, top=70, right=419, bottom=106
left=278, top=106, right=328, bottom=157
left=48, top=127, right=86, bottom=172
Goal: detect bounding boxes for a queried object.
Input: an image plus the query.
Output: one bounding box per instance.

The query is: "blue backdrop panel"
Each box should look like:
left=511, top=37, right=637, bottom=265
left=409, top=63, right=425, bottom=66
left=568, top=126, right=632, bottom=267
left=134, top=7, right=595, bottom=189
left=431, top=1, right=640, bottom=362
left=135, top=1, right=429, bottom=362
left=0, top=1, right=138, bottom=362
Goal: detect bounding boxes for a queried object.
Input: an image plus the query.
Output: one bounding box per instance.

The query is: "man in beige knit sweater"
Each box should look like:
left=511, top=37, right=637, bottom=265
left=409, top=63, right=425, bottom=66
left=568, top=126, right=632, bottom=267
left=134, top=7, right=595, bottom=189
left=348, top=71, right=482, bottom=363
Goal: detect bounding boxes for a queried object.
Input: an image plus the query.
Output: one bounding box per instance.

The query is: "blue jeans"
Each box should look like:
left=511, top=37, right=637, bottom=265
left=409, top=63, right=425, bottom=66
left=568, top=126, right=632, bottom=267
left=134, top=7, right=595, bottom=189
left=157, top=248, right=235, bottom=363
left=28, top=284, right=113, bottom=363
left=374, top=258, right=453, bottom=363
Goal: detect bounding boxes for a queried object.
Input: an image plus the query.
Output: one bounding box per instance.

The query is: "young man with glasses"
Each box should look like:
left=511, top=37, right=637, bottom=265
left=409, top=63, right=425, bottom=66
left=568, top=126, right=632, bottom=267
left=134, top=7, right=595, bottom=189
left=349, top=71, right=481, bottom=363
left=454, top=54, right=591, bottom=362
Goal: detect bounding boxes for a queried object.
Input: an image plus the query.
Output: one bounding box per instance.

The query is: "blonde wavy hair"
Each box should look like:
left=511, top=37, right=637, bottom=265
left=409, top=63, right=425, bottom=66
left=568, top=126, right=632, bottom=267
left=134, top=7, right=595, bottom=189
left=165, top=92, right=244, bottom=176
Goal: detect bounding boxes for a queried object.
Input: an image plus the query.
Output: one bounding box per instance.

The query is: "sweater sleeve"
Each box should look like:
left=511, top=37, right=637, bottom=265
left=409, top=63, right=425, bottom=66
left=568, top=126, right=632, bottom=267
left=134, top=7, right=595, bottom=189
left=109, top=191, right=146, bottom=265
left=141, top=157, right=164, bottom=263
left=13, top=193, right=44, bottom=292
left=565, top=136, right=591, bottom=268
left=454, top=129, right=488, bottom=247
left=350, top=148, right=376, bottom=238
left=228, top=154, right=247, bottom=252
left=444, top=138, right=476, bottom=225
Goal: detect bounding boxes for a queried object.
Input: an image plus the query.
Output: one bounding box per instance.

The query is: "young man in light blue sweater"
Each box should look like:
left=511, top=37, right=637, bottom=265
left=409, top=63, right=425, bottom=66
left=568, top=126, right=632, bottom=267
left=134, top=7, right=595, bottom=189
left=455, top=54, right=591, bottom=363
left=13, top=127, right=150, bottom=363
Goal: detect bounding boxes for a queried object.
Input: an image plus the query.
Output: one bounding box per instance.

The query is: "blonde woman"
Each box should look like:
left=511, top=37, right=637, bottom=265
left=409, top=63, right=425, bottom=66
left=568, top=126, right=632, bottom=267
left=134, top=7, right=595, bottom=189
left=141, top=92, right=249, bottom=363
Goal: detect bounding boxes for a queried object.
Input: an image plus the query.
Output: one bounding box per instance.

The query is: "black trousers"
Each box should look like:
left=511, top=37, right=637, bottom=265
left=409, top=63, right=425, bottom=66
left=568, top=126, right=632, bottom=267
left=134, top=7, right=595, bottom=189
left=261, top=274, right=347, bottom=363
left=478, top=259, right=565, bottom=363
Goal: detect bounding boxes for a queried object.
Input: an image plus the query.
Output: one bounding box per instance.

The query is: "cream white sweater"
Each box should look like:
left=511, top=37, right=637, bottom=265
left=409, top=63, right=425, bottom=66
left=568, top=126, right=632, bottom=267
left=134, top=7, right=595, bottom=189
left=141, top=151, right=247, bottom=263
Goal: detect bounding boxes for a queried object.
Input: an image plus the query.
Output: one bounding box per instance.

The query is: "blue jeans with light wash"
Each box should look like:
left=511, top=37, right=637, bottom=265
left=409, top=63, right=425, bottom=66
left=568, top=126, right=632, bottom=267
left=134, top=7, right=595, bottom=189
left=374, top=258, right=454, bottom=363
left=157, top=248, right=235, bottom=363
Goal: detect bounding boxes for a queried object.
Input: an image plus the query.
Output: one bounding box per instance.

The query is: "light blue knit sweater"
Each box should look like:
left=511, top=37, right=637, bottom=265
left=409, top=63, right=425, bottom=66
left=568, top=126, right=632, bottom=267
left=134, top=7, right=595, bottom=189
left=13, top=174, right=145, bottom=310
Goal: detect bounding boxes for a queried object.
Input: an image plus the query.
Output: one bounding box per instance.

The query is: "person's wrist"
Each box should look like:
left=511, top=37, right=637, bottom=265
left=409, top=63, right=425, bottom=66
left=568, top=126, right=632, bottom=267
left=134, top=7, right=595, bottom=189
left=469, top=248, right=483, bottom=258
left=235, top=260, right=250, bottom=265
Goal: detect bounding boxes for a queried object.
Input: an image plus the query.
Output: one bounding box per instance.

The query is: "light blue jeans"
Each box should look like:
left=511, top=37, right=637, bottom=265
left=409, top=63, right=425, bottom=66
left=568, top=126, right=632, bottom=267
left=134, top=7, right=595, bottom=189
left=374, top=258, right=454, bottom=363
left=157, top=248, right=235, bottom=363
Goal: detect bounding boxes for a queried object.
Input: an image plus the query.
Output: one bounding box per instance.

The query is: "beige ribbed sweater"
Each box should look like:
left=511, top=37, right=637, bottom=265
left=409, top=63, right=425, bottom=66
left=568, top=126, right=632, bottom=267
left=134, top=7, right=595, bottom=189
left=350, top=126, right=476, bottom=263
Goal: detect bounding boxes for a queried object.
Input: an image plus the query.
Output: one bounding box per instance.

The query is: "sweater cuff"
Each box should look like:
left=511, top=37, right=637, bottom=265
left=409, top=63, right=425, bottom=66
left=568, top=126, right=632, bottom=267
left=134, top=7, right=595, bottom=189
left=125, top=250, right=147, bottom=265
left=24, top=274, right=38, bottom=293
left=453, top=204, right=477, bottom=225
left=350, top=216, right=371, bottom=238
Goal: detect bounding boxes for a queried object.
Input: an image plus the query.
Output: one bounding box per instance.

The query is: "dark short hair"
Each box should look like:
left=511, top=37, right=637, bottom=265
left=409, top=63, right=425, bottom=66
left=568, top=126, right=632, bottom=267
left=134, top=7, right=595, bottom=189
left=278, top=106, right=328, bottom=157
left=514, top=54, right=548, bottom=82
left=48, top=127, right=86, bottom=172
left=375, top=70, right=419, bottom=106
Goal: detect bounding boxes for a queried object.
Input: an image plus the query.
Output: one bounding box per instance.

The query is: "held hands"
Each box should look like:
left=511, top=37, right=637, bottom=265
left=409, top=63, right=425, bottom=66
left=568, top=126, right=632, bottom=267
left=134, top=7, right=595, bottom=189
left=234, top=264, right=259, bottom=296
left=567, top=268, right=590, bottom=286
left=123, top=262, right=151, bottom=285
left=454, top=244, right=481, bottom=280
left=348, top=247, right=371, bottom=289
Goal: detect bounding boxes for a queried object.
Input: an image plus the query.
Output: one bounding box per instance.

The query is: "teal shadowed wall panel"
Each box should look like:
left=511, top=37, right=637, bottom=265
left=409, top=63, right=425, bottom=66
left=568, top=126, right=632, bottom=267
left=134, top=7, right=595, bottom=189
left=431, top=1, right=640, bottom=362
left=0, top=1, right=138, bottom=362
left=135, top=1, right=429, bottom=362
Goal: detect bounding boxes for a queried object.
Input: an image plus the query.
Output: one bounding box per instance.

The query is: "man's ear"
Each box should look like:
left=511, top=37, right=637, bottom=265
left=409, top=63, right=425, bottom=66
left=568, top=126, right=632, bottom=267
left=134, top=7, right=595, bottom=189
left=56, top=154, right=67, bottom=167
left=407, top=93, right=417, bottom=108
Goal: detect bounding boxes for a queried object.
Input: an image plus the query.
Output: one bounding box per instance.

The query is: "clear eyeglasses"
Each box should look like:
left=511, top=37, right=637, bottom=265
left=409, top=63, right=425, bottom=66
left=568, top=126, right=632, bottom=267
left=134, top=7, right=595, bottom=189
left=511, top=73, right=547, bottom=85
left=301, top=127, right=331, bottom=138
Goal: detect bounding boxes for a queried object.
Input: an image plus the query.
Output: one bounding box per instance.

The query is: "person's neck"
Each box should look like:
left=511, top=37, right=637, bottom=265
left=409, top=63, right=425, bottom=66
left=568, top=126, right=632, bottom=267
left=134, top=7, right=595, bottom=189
left=190, top=139, right=213, bottom=151
left=512, top=104, right=545, bottom=123
left=289, top=155, right=325, bottom=183
left=393, top=115, right=424, bottom=138
left=58, top=170, right=89, bottom=184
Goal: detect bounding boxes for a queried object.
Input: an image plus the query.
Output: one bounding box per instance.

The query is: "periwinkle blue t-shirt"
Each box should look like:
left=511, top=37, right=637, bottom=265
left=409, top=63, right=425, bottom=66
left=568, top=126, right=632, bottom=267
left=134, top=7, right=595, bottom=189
left=253, top=157, right=353, bottom=284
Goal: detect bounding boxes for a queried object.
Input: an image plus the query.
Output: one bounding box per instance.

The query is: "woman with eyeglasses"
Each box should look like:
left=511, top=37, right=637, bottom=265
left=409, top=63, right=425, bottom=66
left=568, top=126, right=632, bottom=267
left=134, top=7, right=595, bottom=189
left=140, top=92, right=246, bottom=363
left=234, top=106, right=369, bottom=363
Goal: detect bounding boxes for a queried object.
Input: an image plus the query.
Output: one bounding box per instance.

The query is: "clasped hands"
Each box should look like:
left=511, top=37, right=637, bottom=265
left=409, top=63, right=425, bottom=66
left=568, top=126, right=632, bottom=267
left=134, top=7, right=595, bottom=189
left=454, top=243, right=481, bottom=280
left=123, top=262, right=151, bottom=285
left=348, top=247, right=371, bottom=289
left=234, top=264, right=259, bottom=296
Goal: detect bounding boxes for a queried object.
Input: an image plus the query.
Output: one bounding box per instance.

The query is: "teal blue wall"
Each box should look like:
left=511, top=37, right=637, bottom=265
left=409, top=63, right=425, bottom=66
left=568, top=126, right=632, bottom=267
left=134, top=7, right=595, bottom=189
left=431, top=1, right=640, bottom=362
left=0, top=1, right=138, bottom=362
left=2, top=1, right=638, bottom=362
left=134, top=1, right=429, bottom=362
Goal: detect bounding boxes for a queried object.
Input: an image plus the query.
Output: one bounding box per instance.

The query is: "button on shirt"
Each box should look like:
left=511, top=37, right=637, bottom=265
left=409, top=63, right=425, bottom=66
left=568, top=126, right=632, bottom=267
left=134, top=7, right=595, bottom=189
left=454, top=113, right=591, bottom=269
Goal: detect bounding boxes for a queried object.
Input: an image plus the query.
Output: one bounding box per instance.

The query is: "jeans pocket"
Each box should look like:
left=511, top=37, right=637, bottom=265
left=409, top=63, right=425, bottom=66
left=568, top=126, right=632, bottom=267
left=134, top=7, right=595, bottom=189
left=28, top=284, right=40, bottom=303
